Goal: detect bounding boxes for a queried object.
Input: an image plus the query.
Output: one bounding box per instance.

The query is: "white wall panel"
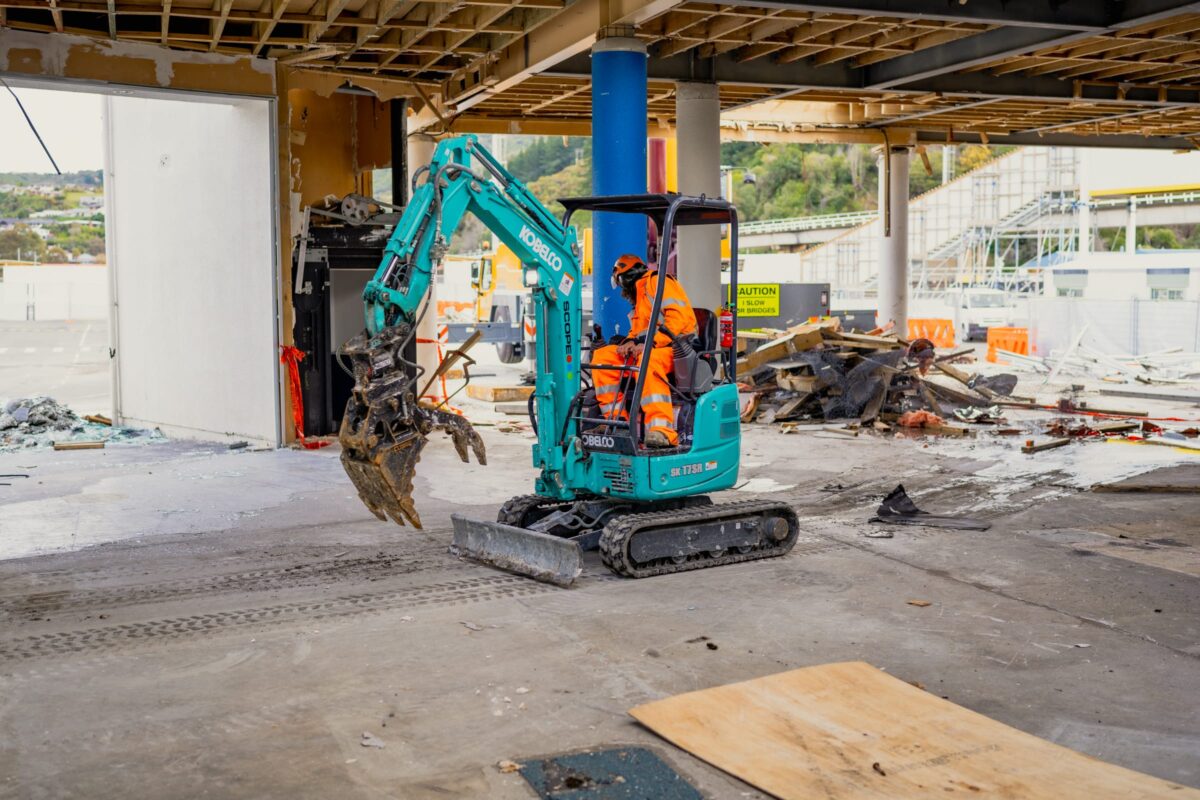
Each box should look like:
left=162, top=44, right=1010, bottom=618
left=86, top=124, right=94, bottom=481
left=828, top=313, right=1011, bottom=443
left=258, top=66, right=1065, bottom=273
left=106, top=94, right=279, bottom=445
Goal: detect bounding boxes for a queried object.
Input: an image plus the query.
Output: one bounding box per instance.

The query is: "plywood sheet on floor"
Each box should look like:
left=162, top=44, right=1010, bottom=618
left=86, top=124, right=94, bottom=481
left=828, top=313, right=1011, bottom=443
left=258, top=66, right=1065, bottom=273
left=630, top=661, right=1199, bottom=800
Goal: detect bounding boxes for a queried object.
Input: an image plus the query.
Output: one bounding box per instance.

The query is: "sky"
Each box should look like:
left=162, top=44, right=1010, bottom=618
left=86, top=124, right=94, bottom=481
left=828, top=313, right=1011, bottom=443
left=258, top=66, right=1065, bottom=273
left=0, top=87, right=104, bottom=173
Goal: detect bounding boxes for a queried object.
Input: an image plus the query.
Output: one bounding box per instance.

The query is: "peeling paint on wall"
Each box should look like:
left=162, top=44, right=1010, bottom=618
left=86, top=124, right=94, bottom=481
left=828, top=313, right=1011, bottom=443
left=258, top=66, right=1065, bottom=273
left=288, top=67, right=423, bottom=103
left=0, top=29, right=274, bottom=95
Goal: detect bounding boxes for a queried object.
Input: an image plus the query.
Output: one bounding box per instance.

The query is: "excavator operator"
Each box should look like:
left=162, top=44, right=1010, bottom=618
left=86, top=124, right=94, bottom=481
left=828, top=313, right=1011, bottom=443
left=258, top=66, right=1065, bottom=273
left=590, top=254, right=698, bottom=448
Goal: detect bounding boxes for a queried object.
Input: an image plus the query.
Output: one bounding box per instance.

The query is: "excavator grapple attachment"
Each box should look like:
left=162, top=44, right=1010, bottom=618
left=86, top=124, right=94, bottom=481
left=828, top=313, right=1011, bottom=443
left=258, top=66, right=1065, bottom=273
left=450, top=515, right=583, bottom=587
left=338, top=328, right=485, bottom=529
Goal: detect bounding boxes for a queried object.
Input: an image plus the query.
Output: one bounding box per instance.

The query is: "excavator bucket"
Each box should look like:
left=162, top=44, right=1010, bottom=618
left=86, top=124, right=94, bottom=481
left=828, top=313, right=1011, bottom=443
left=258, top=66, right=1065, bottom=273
left=338, top=328, right=486, bottom=529
left=340, top=425, right=428, bottom=527
left=450, top=515, right=583, bottom=587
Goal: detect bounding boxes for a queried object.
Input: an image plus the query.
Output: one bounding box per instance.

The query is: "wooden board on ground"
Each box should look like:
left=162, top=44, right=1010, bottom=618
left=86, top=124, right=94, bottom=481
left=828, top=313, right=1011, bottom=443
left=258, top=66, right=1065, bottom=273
left=630, top=661, right=1198, bottom=800
left=467, top=385, right=534, bottom=403
left=52, top=440, right=105, bottom=451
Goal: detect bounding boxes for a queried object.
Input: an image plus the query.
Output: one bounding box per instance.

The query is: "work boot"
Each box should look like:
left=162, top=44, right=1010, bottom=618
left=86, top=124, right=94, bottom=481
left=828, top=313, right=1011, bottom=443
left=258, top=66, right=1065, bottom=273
left=644, top=430, right=673, bottom=448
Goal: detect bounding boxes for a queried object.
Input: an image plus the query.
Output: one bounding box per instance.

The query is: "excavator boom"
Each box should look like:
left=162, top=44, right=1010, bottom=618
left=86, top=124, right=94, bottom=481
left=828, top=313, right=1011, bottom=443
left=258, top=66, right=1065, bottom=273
left=337, top=136, right=580, bottom=532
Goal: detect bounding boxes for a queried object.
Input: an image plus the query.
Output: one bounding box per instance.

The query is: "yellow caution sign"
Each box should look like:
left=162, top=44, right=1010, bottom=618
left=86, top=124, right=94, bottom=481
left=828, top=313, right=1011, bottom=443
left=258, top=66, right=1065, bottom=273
left=732, top=283, right=780, bottom=317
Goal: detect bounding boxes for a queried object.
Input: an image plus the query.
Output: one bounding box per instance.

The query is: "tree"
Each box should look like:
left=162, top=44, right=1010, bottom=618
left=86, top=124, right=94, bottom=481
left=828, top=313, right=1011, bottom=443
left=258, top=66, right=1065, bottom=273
left=956, top=144, right=1014, bottom=173
left=528, top=160, right=592, bottom=224
left=1145, top=227, right=1180, bottom=249
left=0, top=224, right=47, bottom=260
left=0, top=191, right=58, bottom=218
left=45, top=245, right=71, bottom=262
left=47, top=222, right=105, bottom=256
left=508, top=137, right=589, bottom=184
left=908, top=147, right=943, bottom=197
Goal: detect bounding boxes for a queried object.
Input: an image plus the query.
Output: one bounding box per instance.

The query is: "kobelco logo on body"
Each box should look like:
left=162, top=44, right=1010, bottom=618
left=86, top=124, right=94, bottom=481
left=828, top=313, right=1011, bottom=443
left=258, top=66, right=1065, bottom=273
left=520, top=225, right=563, bottom=271
left=583, top=433, right=616, bottom=450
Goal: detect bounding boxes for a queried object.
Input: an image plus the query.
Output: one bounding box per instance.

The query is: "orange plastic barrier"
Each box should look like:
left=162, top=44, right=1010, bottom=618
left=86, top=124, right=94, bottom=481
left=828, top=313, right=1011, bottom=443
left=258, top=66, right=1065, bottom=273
left=906, top=318, right=955, bottom=348
left=987, top=326, right=1030, bottom=364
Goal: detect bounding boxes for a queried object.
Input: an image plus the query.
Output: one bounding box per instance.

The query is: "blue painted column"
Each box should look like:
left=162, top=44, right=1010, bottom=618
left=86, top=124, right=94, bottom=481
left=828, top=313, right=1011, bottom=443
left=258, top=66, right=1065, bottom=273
left=591, top=35, right=647, bottom=339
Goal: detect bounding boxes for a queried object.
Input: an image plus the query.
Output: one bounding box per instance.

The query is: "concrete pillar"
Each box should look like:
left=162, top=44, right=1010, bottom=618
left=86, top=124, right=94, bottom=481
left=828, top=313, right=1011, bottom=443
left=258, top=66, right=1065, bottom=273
left=1126, top=198, right=1137, bottom=254
left=877, top=146, right=910, bottom=332
left=648, top=138, right=667, bottom=269
left=941, top=145, right=955, bottom=185
left=591, top=35, right=647, bottom=339
left=675, top=81, right=722, bottom=312
left=408, top=132, right=441, bottom=394
left=1077, top=153, right=1092, bottom=255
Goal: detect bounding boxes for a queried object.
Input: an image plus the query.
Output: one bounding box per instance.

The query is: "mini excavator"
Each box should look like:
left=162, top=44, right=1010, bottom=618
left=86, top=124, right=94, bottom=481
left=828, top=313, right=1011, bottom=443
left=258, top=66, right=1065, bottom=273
left=338, top=135, right=799, bottom=586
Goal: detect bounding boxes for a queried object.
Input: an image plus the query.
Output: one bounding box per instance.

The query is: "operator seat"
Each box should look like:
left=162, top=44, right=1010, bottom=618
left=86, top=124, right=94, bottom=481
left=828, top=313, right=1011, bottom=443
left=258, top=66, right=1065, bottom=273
left=669, top=308, right=717, bottom=397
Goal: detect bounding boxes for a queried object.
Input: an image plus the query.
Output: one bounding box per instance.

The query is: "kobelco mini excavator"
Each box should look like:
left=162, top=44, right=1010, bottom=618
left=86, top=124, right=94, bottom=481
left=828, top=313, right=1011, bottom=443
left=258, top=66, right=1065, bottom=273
left=338, top=135, right=798, bottom=586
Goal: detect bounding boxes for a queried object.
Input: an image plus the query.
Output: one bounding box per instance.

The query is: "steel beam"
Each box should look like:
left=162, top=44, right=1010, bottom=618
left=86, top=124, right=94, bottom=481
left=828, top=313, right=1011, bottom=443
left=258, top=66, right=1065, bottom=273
left=915, top=130, right=1197, bottom=150
left=864, top=0, right=1200, bottom=89
left=441, top=0, right=679, bottom=111
left=546, top=50, right=1200, bottom=107
left=711, top=1, right=1115, bottom=30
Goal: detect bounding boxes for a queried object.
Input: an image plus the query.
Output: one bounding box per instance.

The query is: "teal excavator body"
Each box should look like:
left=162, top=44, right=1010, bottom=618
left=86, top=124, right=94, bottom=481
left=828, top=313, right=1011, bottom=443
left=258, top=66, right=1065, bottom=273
left=338, top=135, right=798, bottom=585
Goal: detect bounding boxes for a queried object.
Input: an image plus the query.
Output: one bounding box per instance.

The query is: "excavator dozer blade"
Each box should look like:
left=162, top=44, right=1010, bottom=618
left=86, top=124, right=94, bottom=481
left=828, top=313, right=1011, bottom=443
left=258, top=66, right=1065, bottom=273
left=450, top=515, right=582, bottom=588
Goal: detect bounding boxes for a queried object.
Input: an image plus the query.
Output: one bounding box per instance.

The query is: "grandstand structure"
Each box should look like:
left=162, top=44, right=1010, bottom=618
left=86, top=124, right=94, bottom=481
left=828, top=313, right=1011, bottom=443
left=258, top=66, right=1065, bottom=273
left=741, top=148, right=1200, bottom=298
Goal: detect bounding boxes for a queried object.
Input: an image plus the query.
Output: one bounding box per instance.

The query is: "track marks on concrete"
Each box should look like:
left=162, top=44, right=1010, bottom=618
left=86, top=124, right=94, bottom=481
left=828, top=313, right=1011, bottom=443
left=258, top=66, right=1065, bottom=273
left=0, top=575, right=556, bottom=664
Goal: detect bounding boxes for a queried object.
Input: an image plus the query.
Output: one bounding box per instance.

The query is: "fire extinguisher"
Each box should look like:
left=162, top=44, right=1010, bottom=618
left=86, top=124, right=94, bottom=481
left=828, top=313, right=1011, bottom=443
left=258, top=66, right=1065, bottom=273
left=719, top=304, right=734, bottom=349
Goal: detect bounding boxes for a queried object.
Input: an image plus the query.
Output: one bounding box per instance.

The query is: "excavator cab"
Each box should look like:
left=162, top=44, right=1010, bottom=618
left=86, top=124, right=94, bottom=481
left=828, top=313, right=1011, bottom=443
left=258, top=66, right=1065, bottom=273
left=559, top=194, right=739, bottom=457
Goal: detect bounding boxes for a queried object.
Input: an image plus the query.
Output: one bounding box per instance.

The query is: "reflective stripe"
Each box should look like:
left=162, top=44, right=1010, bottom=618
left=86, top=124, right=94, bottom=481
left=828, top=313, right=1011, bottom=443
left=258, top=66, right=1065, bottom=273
left=641, top=393, right=672, bottom=406
left=661, top=297, right=687, bottom=308
left=599, top=400, right=623, bottom=413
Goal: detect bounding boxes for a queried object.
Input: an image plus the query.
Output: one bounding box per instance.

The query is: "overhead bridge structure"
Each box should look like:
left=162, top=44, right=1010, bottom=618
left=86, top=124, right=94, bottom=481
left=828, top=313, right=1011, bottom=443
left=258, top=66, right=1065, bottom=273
left=7, top=0, right=1200, bottom=434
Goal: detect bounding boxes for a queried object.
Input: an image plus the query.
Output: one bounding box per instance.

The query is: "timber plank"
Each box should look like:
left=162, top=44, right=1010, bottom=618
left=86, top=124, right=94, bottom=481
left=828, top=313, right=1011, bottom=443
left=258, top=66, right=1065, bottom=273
left=630, top=661, right=1197, bottom=800
left=466, top=385, right=534, bottom=403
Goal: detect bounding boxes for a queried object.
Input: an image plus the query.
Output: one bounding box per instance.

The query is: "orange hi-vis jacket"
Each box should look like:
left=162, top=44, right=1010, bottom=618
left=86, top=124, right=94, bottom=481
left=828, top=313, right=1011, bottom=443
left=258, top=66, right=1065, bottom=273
left=627, top=272, right=698, bottom=347
left=591, top=271, right=698, bottom=447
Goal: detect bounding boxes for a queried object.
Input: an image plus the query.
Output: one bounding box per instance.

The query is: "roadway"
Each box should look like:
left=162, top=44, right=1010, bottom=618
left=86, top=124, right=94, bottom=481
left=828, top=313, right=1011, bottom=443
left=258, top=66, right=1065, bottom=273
left=0, top=319, right=111, bottom=415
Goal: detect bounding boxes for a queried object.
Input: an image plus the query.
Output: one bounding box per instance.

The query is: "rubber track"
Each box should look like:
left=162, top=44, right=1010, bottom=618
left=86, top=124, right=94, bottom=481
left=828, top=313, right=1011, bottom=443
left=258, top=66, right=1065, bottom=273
left=0, top=575, right=554, bottom=662
left=599, top=499, right=800, bottom=579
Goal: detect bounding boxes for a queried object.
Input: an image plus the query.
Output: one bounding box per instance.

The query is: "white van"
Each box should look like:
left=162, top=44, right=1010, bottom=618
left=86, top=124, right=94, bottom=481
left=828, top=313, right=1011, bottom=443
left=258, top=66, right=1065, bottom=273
left=947, top=288, right=1017, bottom=342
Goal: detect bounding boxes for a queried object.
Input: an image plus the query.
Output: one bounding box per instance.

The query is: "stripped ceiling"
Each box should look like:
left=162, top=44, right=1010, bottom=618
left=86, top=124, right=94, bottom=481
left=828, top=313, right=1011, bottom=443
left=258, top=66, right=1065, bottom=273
left=4, top=0, right=1200, bottom=146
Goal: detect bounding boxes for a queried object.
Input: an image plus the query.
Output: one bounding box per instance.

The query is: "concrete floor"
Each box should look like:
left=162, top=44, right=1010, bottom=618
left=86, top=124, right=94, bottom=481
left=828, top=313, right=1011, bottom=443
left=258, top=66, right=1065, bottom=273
left=1, top=415, right=1199, bottom=798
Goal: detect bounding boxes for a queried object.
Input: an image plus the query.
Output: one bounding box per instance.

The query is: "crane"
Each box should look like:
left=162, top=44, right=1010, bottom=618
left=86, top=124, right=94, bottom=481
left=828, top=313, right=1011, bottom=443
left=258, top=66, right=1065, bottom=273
left=338, top=135, right=799, bottom=586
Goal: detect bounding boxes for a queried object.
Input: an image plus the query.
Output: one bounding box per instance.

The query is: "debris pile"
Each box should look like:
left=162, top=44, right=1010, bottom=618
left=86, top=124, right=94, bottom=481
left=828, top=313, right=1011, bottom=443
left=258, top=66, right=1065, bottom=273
left=993, top=323, right=1200, bottom=385
left=735, top=319, right=1200, bottom=453
left=0, top=397, right=164, bottom=451
left=736, top=319, right=1011, bottom=438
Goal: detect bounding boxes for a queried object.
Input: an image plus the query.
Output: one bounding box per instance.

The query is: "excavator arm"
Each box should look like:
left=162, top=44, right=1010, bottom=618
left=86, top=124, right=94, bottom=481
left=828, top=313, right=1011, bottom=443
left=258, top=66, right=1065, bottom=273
left=338, top=136, right=583, bottom=528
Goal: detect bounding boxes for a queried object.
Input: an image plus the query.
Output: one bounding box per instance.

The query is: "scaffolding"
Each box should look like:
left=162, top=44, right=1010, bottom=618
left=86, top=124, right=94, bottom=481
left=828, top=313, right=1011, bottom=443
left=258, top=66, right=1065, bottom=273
left=797, top=147, right=1081, bottom=298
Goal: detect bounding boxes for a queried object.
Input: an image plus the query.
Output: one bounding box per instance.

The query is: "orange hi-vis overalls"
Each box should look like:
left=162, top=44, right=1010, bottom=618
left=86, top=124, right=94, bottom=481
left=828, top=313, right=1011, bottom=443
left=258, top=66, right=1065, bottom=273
left=591, top=271, right=698, bottom=446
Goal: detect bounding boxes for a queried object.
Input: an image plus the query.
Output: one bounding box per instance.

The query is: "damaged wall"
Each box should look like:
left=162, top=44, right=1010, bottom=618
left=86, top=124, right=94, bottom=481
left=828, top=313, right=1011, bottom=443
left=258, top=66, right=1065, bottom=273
left=2, top=26, right=408, bottom=444
left=0, top=28, right=274, bottom=95
left=282, top=83, right=396, bottom=234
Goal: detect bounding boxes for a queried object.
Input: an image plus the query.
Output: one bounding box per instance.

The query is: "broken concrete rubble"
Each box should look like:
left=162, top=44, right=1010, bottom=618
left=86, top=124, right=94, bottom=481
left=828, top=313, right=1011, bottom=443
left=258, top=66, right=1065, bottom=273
left=0, top=396, right=165, bottom=452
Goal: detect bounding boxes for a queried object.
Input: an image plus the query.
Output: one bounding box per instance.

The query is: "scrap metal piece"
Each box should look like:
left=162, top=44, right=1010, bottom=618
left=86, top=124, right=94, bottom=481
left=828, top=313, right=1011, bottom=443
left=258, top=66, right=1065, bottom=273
left=450, top=515, right=583, bottom=587
left=872, top=484, right=990, bottom=531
